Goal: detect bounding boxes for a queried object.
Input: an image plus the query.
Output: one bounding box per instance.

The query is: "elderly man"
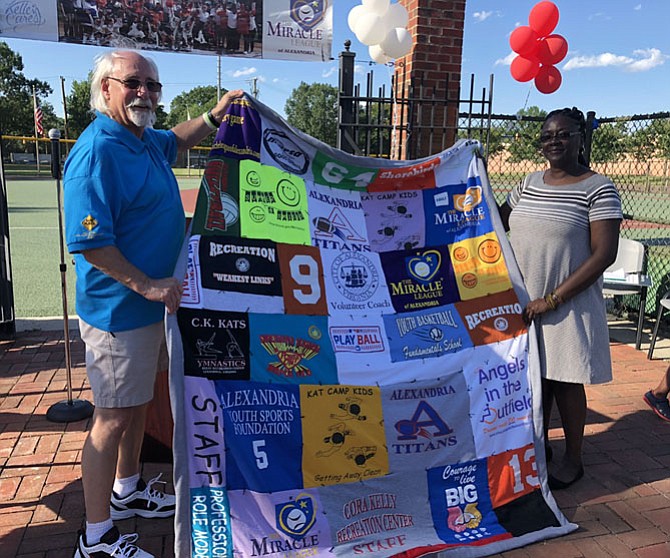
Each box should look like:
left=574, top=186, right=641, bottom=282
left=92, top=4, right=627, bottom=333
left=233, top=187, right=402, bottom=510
left=64, top=49, right=243, bottom=558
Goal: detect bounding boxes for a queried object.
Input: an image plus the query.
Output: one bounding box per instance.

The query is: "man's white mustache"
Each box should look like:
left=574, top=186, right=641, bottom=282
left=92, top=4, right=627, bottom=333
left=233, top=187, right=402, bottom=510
left=127, top=100, right=153, bottom=109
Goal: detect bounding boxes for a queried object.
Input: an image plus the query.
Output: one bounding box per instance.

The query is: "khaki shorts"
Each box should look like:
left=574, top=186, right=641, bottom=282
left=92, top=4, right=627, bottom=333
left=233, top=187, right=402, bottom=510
left=79, top=319, right=168, bottom=408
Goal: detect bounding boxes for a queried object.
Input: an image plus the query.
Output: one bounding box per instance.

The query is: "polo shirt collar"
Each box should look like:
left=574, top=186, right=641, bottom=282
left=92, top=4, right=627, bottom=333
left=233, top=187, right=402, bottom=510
left=94, top=111, right=148, bottom=154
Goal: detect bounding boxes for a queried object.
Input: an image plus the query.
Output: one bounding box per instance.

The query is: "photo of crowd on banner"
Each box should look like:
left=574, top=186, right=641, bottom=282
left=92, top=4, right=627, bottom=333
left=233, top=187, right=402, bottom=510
left=57, top=0, right=261, bottom=56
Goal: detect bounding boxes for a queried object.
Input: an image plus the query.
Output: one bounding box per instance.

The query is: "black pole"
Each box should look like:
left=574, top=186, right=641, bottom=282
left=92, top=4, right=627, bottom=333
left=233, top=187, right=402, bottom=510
left=46, top=128, right=94, bottom=423
left=338, top=40, right=356, bottom=153
left=0, top=128, right=16, bottom=339
left=584, top=110, right=596, bottom=167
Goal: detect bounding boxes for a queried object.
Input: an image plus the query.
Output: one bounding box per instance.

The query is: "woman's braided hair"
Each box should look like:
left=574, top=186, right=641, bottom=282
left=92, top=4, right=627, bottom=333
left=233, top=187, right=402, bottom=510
left=543, top=107, right=588, bottom=166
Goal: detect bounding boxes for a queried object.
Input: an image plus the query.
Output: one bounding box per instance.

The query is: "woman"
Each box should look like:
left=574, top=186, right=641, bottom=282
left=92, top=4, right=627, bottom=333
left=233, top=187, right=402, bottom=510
left=499, top=108, right=622, bottom=489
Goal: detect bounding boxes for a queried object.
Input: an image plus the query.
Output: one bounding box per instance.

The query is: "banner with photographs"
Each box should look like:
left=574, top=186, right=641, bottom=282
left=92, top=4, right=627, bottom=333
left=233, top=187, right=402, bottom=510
left=166, top=96, right=578, bottom=557
left=0, top=0, right=332, bottom=62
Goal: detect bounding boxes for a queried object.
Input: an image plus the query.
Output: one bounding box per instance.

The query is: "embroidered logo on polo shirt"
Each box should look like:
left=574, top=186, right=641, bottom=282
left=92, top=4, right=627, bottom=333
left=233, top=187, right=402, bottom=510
left=82, top=215, right=98, bottom=231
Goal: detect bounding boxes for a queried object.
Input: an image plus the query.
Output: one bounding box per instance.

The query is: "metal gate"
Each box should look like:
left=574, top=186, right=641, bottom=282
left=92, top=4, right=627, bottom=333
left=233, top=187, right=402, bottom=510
left=337, top=42, right=493, bottom=160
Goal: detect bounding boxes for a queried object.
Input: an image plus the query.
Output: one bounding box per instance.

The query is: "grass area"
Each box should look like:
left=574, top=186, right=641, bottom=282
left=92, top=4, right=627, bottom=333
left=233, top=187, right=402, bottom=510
left=6, top=177, right=201, bottom=318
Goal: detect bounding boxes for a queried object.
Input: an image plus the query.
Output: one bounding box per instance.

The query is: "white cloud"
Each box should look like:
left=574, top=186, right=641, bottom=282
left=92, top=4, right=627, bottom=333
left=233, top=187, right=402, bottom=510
left=354, top=63, right=365, bottom=75
left=322, top=66, right=337, bottom=78
left=563, top=52, right=633, bottom=70
left=588, top=12, right=612, bottom=21
left=495, top=51, right=517, bottom=66
left=627, top=48, right=667, bottom=71
left=563, top=48, right=666, bottom=72
left=473, top=10, right=493, bottom=22
left=230, top=67, right=257, bottom=78
left=634, top=4, right=642, bottom=10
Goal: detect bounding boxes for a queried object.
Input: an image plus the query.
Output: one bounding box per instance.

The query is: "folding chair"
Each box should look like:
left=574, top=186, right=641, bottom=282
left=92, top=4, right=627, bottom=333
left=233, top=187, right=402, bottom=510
left=602, top=238, right=652, bottom=350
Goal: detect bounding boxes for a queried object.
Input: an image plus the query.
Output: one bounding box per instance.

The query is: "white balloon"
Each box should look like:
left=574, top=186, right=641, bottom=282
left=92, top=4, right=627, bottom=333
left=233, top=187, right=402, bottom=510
left=355, top=12, right=389, bottom=46
left=347, top=4, right=367, bottom=35
left=369, top=44, right=390, bottom=65
left=380, top=27, right=413, bottom=58
left=362, top=0, right=390, bottom=16
left=383, top=3, right=409, bottom=29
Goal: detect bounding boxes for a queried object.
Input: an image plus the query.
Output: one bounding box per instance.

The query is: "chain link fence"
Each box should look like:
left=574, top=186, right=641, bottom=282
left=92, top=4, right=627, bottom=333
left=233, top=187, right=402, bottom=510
left=464, top=111, right=670, bottom=320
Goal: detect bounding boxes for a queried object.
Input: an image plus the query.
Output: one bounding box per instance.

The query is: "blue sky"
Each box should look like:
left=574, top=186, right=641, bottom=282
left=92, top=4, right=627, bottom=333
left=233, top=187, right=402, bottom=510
left=4, top=1, right=669, bottom=120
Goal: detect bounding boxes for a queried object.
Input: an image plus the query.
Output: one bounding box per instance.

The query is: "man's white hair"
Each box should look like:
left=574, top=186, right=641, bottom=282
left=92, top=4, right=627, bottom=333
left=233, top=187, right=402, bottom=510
left=89, top=50, right=161, bottom=114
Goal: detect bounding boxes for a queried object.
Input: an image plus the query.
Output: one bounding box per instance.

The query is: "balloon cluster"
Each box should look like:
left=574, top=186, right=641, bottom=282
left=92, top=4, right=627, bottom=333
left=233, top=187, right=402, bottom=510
left=509, top=1, right=567, bottom=94
left=348, top=0, right=412, bottom=64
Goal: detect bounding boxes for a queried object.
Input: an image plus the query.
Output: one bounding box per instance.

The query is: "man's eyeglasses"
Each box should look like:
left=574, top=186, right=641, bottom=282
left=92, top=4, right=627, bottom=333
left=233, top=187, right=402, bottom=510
left=539, top=130, right=581, bottom=144
left=106, top=76, right=162, bottom=93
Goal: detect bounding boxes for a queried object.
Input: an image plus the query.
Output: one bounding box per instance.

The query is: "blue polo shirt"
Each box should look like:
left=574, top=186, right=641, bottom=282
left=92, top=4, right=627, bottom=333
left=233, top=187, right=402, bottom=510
left=64, top=112, right=185, bottom=332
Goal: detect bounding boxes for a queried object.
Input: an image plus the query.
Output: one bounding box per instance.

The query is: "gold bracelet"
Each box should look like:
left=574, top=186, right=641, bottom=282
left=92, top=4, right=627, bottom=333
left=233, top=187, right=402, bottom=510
left=544, top=293, right=557, bottom=310
left=544, top=290, right=562, bottom=310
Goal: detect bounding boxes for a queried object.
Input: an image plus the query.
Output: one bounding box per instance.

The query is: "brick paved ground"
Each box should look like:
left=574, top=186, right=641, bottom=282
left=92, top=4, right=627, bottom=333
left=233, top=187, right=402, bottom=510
left=1, top=328, right=670, bottom=557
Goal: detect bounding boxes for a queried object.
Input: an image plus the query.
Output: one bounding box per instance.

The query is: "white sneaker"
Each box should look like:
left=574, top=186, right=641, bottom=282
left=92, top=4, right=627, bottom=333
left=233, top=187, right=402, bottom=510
left=110, top=473, right=175, bottom=520
left=74, top=526, right=154, bottom=558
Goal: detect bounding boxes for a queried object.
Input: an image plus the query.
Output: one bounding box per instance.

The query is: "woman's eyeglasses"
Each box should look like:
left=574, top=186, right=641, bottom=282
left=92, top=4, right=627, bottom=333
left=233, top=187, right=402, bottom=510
left=107, top=76, right=163, bottom=93
left=539, top=130, right=581, bottom=144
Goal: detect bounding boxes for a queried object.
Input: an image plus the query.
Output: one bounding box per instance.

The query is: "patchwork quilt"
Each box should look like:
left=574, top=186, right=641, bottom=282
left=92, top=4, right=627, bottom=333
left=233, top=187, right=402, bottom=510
left=167, top=96, right=576, bottom=558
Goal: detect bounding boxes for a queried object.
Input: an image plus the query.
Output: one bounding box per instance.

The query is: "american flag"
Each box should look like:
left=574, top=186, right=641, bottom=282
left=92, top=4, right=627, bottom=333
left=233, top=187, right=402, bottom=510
left=34, top=101, right=44, bottom=137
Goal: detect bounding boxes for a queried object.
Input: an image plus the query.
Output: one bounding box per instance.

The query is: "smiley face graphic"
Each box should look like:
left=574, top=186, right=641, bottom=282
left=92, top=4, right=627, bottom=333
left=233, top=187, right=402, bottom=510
left=246, top=170, right=261, bottom=187
left=276, top=178, right=301, bottom=207
left=478, top=239, right=501, bottom=264
left=452, top=246, right=469, bottom=262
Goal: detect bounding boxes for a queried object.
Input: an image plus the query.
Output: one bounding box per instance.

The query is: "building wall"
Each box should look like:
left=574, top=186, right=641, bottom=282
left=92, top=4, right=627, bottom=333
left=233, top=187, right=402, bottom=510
left=394, top=0, right=467, bottom=158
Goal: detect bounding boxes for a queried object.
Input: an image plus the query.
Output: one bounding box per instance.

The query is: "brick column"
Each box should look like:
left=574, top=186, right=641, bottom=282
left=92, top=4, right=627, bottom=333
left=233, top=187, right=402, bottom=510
left=393, top=0, right=466, bottom=159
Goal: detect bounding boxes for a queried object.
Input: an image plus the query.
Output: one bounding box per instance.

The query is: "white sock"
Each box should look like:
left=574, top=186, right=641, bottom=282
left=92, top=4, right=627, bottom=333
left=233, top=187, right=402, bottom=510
left=85, top=518, right=114, bottom=545
left=113, top=473, right=141, bottom=499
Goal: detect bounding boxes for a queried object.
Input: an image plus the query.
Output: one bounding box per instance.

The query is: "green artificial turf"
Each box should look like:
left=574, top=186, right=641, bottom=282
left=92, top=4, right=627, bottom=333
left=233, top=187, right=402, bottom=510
left=6, top=177, right=201, bottom=318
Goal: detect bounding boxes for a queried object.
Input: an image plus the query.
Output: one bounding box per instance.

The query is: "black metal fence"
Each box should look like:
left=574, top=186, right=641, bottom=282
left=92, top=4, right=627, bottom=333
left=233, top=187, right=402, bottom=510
left=337, top=43, right=493, bottom=160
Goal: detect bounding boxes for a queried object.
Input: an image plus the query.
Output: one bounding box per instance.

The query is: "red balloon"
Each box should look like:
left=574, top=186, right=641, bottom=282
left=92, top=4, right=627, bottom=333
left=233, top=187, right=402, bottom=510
left=535, top=65, right=562, bottom=94
left=509, top=26, right=539, bottom=56
left=537, top=34, right=568, bottom=65
left=529, top=1, right=559, bottom=37
left=510, top=55, right=540, bottom=82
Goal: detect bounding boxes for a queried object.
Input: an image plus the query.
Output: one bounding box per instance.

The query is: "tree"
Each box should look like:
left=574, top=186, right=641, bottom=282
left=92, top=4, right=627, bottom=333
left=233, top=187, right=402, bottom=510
left=285, top=82, right=338, bottom=147
left=166, top=85, right=222, bottom=146
left=66, top=77, right=93, bottom=138
left=648, top=117, right=670, bottom=159
left=454, top=123, right=506, bottom=159
left=154, top=105, right=169, bottom=130
left=480, top=126, right=507, bottom=159
left=0, top=41, right=53, bottom=150
left=647, top=118, right=670, bottom=186
left=590, top=121, right=627, bottom=173
left=647, top=118, right=670, bottom=187
left=506, top=106, right=547, bottom=164
left=355, top=101, right=391, bottom=157
left=626, top=123, right=656, bottom=188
